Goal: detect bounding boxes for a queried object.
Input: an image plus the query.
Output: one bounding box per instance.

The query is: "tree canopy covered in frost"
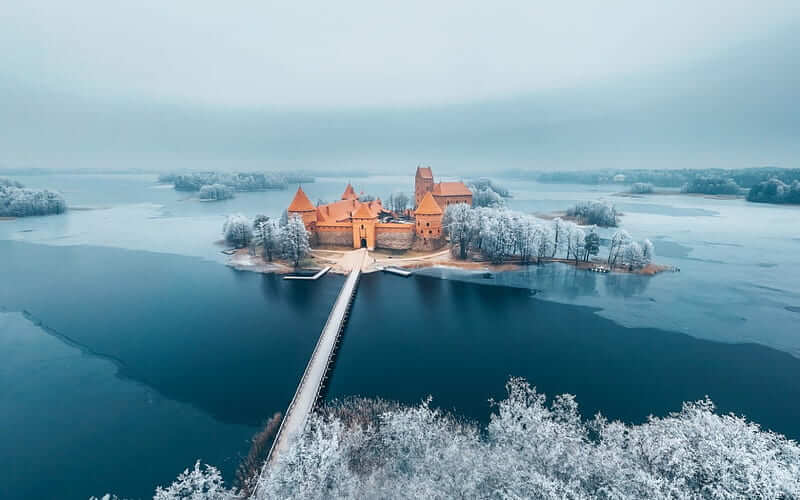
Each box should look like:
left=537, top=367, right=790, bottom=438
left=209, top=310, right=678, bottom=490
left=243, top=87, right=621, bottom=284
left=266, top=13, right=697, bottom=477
left=443, top=204, right=650, bottom=268
left=279, top=215, right=310, bottom=267
left=159, top=171, right=313, bottom=192
left=566, top=200, right=618, bottom=227
left=468, top=178, right=510, bottom=198
left=747, top=178, right=800, bottom=204
left=253, top=216, right=282, bottom=261
left=199, top=184, right=235, bottom=201
left=222, top=214, right=253, bottom=248
left=228, top=214, right=309, bottom=265
left=682, top=176, right=741, bottom=195
left=471, top=185, right=505, bottom=208
left=629, top=182, right=654, bottom=194
left=0, top=178, right=67, bottom=217
left=152, top=377, right=800, bottom=499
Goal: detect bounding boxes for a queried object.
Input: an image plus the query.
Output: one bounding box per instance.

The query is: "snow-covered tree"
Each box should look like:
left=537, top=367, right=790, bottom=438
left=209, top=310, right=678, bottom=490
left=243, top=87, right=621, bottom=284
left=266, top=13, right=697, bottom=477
left=565, top=224, right=586, bottom=263
left=255, top=218, right=282, bottom=261
left=238, top=377, right=800, bottom=499
left=222, top=214, right=253, bottom=248
left=583, top=230, right=600, bottom=262
left=607, top=229, right=632, bottom=267
left=471, top=186, right=504, bottom=208
left=198, top=184, right=234, bottom=201
left=566, top=200, right=618, bottom=227
left=281, top=215, right=310, bottom=267
left=641, top=238, right=655, bottom=265
left=442, top=203, right=479, bottom=259
left=0, top=179, right=67, bottom=217
left=154, top=461, right=238, bottom=500
left=550, top=218, right=569, bottom=257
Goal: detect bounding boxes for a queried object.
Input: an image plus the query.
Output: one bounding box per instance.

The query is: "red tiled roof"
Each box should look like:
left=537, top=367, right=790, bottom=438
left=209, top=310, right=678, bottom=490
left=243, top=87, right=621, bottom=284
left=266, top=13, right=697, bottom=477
left=341, top=183, right=358, bottom=200
left=433, top=181, right=472, bottom=197
left=352, top=203, right=377, bottom=219
left=415, top=192, right=442, bottom=215
left=288, top=187, right=315, bottom=212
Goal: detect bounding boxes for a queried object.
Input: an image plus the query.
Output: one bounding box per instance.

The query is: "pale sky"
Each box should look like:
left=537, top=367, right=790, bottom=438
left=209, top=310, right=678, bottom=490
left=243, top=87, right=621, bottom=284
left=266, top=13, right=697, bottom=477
left=1, top=1, right=799, bottom=171
left=2, top=0, right=798, bottom=109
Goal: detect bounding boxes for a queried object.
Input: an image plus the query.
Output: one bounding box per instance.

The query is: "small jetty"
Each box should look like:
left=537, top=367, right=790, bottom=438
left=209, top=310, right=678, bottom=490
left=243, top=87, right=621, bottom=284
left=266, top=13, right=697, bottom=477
left=381, top=266, right=412, bottom=277
left=283, top=266, right=331, bottom=281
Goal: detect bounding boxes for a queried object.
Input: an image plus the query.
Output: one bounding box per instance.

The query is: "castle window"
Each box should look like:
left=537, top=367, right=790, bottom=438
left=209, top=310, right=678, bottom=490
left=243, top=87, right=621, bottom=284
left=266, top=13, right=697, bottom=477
left=426, top=222, right=430, bottom=227
left=361, top=224, right=364, bottom=229
left=429, top=230, right=432, bottom=234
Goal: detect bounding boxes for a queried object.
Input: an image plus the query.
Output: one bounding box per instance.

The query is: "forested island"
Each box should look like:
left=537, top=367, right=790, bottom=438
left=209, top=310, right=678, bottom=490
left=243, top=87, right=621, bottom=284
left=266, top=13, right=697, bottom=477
left=680, top=176, right=742, bottom=195
left=443, top=204, right=654, bottom=272
left=0, top=178, right=67, bottom=217
left=158, top=171, right=315, bottom=194
left=511, top=166, right=800, bottom=190
left=747, top=178, right=800, bottom=204
left=565, top=200, right=619, bottom=227
left=503, top=167, right=800, bottom=204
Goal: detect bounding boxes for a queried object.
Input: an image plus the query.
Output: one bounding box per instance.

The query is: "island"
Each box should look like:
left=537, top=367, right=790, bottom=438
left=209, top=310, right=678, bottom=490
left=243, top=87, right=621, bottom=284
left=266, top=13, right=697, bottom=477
left=0, top=177, right=67, bottom=218
left=225, top=167, right=664, bottom=277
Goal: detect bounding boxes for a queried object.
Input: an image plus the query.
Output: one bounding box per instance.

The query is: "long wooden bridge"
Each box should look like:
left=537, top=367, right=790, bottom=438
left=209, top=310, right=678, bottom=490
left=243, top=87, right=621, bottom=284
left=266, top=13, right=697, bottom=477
left=263, top=249, right=366, bottom=468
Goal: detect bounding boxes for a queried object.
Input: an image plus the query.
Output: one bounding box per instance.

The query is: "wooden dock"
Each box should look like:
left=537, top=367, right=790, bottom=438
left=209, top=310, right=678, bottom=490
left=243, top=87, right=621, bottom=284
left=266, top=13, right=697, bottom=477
left=283, top=266, right=331, bottom=280
left=263, top=250, right=365, bottom=468
left=381, top=266, right=412, bottom=277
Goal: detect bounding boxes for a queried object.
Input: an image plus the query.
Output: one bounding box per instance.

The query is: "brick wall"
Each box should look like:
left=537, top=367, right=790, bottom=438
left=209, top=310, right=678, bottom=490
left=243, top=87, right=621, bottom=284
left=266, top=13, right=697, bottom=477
left=316, top=227, right=353, bottom=247
left=376, top=227, right=415, bottom=250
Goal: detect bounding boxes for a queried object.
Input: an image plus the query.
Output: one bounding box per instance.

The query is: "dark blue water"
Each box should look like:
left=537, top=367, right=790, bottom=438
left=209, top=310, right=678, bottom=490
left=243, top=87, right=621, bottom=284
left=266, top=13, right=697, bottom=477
left=327, top=273, right=800, bottom=439
left=4, top=239, right=800, bottom=499
left=0, top=240, right=342, bottom=499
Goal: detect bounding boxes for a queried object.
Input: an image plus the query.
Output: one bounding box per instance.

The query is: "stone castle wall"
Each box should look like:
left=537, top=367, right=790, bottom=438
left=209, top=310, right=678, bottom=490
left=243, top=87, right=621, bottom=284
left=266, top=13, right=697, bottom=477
left=412, top=235, right=445, bottom=251
left=375, top=225, right=415, bottom=250
left=316, top=225, right=352, bottom=247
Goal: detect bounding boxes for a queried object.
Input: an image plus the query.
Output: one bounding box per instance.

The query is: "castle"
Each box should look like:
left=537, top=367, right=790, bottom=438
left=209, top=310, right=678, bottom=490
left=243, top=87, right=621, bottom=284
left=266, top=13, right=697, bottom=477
left=287, top=167, right=472, bottom=251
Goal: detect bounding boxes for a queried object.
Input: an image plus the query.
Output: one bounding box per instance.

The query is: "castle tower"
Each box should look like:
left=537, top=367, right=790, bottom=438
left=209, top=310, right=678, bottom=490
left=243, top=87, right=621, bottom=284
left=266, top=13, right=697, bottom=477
left=341, top=183, right=358, bottom=201
left=414, top=191, right=443, bottom=245
left=415, top=166, right=434, bottom=208
left=351, top=203, right=377, bottom=250
left=287, top=186, right=317, bottom=230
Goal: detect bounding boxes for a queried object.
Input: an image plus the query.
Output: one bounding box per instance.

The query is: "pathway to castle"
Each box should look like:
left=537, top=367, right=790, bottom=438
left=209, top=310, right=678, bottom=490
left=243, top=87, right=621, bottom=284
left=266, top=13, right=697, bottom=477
left=262, top=248, right=367, bottom=470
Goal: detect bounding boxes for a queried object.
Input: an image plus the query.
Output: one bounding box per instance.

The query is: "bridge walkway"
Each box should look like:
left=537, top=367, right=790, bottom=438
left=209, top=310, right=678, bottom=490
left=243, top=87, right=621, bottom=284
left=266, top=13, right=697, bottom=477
left=265, top=248, right=366, bottom=465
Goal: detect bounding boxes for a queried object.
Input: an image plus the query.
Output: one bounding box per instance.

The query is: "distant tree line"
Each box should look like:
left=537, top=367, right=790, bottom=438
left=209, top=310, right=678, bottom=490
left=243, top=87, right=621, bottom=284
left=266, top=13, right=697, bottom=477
left=159, top=171, right=315, bottom=192
left=198, top=184, right=235, bottom=201
left=506, top=167, right=800, bottom=189
left=681, top=176, right=741, bottom=195
left=222, top=212, right=310, bottom=267
left=629, top=182, right=654, bottom=194
left=0, top=178, right=67, bottom=217
left=747, top=178, right=800, bottom=204
left=469, top=178, right=510, bottom=208
left=443, top=204, right=653, bottom=269
left=565, top=200, right=619, bottom=227
left=468, top=178, right=511, bottom=198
